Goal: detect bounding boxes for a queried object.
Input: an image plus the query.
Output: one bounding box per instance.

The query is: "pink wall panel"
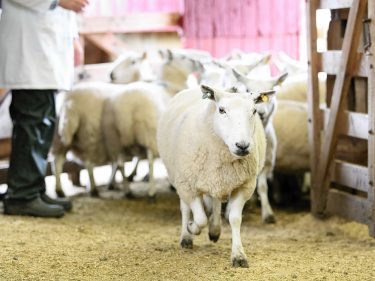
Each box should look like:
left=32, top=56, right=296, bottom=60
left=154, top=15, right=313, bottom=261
left=183, top=0, right=301, bottom=59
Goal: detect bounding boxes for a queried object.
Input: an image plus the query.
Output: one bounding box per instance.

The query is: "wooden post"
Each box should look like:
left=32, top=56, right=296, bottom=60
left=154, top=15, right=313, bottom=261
left=367, top=0, right=375, bottom=236
left=314, top=0, right=368, bottom=215
left=306, top=0, right=322, bottom=215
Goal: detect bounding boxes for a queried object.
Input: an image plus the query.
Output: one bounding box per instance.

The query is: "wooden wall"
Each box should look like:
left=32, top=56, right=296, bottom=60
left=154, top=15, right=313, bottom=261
left=183, top=0, right=301, bottom=58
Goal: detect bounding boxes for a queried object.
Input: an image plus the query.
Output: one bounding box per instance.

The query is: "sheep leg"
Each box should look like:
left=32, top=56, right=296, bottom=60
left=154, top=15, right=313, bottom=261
left=187, top=196, right=207, bottom=235
left=257, top=168, right=276, bottom=224
left=117, top=161, right=134, bottom=199
left=87, top=164, right=99, bottom=197
left=127, top=157, right=140, bottom=182
left=53, top=153, right=66, bottom=198
left=180, top=199, right=193, bottom=249
left=146, top=149, right=156, bottom=202
left=107, top=162, right=118, bottom=190
left=227, top=188, right=252, bottom=268
left=208, top=196, right=222, bottom=242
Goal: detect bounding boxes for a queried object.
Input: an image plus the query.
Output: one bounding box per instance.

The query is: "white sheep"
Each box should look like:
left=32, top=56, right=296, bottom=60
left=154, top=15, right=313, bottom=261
left=157, top=84, right=274, bottom=267
left=52, top=82, right=129, bottom=197
left=274, top=51, right=326, bottom=103
left=232, top=69, right=288, bottom=223
left=273, top=100, right=310, bottom=172
left=101, top=52, right=203, bottom=200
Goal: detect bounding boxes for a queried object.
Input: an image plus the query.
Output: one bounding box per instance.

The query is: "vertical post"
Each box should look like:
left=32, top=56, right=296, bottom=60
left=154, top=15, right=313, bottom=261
left=306, top=0, right=322, bottom=215
left=314, top=0, right=368, bottom=215
left=367, top=0, right=375, bottom=237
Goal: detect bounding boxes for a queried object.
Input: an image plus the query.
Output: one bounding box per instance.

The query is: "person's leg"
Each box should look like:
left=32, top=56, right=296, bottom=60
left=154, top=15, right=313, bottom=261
left=4, top=89, right=64, bottom=217
left=7, top=89, right=56, bottom=199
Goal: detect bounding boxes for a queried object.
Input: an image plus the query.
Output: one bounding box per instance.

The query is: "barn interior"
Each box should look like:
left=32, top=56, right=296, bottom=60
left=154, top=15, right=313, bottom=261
left=0, top=0, right=374, bottom=280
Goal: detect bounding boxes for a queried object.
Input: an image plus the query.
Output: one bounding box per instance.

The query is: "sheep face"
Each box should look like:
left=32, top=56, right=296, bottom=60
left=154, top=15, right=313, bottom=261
left=232, top=69, right=287, bottom=126
left=110, top=53, right=144, bottom=84
left=160, top=49, right=204, bottom=81
left=201, top=85, right=272, bottom=158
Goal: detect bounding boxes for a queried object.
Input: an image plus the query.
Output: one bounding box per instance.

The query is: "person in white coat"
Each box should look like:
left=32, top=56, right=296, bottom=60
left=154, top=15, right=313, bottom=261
left=0, top=0, right=89, bottom=218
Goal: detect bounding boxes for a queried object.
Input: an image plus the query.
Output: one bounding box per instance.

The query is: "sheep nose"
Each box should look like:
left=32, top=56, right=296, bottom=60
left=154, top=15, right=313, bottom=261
left=110, top=71, right=115, bottom=81
left=235, top=142, right=250, bottom=151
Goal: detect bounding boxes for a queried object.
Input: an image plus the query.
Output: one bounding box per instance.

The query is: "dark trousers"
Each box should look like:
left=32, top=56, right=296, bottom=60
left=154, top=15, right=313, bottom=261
left=7, top=90, right=56, bottom=200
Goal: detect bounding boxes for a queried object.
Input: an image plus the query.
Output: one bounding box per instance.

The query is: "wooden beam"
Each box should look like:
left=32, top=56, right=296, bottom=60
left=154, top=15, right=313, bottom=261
left=319, top=51, right=368, bottom=77
left=321, top=108, right=368, bottom=139
left=367, top=0, right=375, bottom=237
left=319, top=0, right=353, bottom=9
left=78, top=13, right=181, bottom=34
left=326, top=189, right=369, bottom=224
left=83, top=33, right=128, bottom=61
left=314, top=0, right=368, bottom=215
left=333, top=161, right=369, bottom=192
left=307, top=0, right=322, bottom=213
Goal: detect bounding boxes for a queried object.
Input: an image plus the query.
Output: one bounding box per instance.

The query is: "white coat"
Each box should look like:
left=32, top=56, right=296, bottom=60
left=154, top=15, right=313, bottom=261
left=0, top=0, right=77, bottom=90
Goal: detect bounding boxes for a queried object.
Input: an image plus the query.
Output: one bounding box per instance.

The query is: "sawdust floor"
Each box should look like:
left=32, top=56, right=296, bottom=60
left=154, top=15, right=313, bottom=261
left=0, top=185, right=374, bottom=281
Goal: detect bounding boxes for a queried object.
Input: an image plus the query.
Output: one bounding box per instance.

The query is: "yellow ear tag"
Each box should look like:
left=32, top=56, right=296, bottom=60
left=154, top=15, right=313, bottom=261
left=261, top=94, right=269, bottom=102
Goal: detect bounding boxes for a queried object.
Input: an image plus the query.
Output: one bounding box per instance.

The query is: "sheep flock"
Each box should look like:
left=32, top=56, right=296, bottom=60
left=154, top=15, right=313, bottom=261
left=52, top=48, right=319, bottom=267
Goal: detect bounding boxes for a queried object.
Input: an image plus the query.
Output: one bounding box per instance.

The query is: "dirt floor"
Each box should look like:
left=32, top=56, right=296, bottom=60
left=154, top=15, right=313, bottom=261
left=0, top=184, right=374, bottom=281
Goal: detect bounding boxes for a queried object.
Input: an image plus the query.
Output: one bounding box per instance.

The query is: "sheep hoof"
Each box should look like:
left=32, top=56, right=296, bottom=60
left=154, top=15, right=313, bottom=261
left=209, top=232, right=220, bottom=243
left=147, top=195, right=156, bottom=204
left=124, top=192, right=136, bottom=200
left=263, top=214, right=276, bottom=224
left=232, top=257, right=249, bottom=268
left=90, top=189, right=100, bottom=198
left=142, top=174, right=150, bottom=182
left=180, top=238, right=193, bottom=249
left=56, top=190, right=66, bottom=198
left=108, top=183, right=118, bottom=191
left=169, top=185, right=176, bottom=193
left=127, top=175, right=135, bottom=182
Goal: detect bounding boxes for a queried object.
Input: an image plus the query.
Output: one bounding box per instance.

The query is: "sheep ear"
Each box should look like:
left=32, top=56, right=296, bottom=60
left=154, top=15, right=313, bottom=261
left=201, top=84, right=215, bottom=100
left=166, top=49, right=173, bottom=61
left=232, top=68, right=248, bottom=84
left=253, top=90, right=276, bottom=104
left=275, top=72, right=288, bottom=86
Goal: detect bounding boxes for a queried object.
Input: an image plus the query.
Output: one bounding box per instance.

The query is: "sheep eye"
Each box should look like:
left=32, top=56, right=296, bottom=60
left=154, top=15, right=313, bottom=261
left=253, top=109, right=257, bottom=115
left=246, top=89, right=250, bottom=93
left=230, top=87, right=238, bottom=93
left=219, top=107, right=226, bottom=114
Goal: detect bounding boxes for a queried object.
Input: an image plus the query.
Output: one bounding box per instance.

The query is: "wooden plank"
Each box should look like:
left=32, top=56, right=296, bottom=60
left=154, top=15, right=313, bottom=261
left=367, top=0, right=375, bottom=237
left=326, top=189, right=369, bottom=224
left=306, top=0, right=322, bottom=213
left=319, top=51, right=368, bottom=77
left=79, top=13, right=181, bottom=34
left=321, top=108, right=368, bottom=139
left=319, top=0, right=353, bottom=9
left=314, top=0, right=368, bottom=215
left=336, top=136, right=368, bottom=166
left=353, top=77, right=368, bottom=113
left=333, top=161, right=369, bottom=192
left=83, top=33, right=128, bottom=61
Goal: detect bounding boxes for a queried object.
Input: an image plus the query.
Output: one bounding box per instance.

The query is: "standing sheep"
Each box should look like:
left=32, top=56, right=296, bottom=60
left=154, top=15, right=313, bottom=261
left=101, top=53, right=203, bottom=200
left=232, top=69, right=288, bottom=223
left=157, top=84, right=274, bottom=267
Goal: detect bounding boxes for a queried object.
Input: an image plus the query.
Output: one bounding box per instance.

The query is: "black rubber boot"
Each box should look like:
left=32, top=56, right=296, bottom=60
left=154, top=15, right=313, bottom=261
left=4, top=195, right=64, bottom=218
left=41, top=193, right=72, bottom=212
